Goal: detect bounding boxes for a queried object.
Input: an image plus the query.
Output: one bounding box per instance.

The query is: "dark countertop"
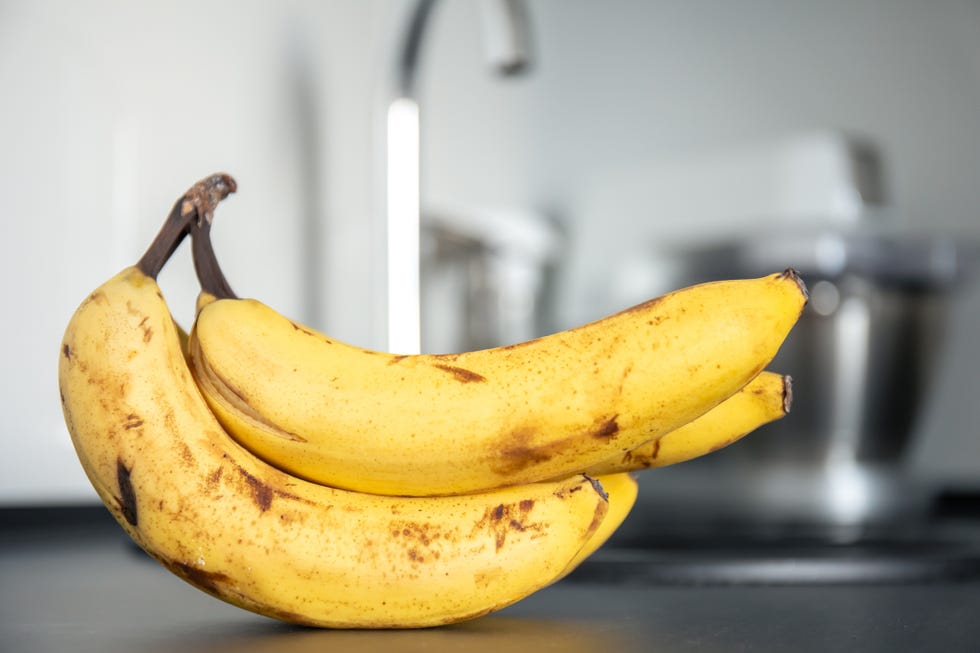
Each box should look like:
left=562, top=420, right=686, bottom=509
left=3, top=506, right=980, bottom=653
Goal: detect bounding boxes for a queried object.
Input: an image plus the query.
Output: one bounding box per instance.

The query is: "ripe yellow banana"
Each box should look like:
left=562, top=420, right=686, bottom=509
left=58, top=176, right=609, bottom=629
left=188, top=243, right=806, bottom=496
left=582, top=371, right=791, bottom=476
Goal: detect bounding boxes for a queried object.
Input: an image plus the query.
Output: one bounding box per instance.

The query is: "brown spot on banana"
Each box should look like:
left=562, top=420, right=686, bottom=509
left=473, top=501, right=545, bottom=552
left=498, top=337, right=541, bottom=351
left=593, top=415, right=619, bottom=439
left=164, top=560, right=234, bottom=596
left=115, top=458, right=138, bottom=527
left=392, top=521, right=447, bottom=564
left=122, top=414, right=144, bottom=430
left=137, top=315, right=153, bottom=343
left=124, top=302, right=153, bottom=343
left=237, top=467, right=274, bottom=512
left=432, top=364, right=487, bottom=383
left=205, top=466, right=224, bottom=492
left=177, top=441, right=195, bottom=469
left=553, top=483, right=586, bottom=500
left=585, top=496, right=607, bottom=535
left=62, top=344, right=71, bottom=360
left=495, top=426, right=555, bottom=476
left=252, top=606, right=310, bottom=626
left=620, top=438, right=660, bottom=469
left=232, top=466, right=314, bottom=511
left=494, top=415, right=620, bottom=476
left=159, top=555, right=309, bottom=626
left=289, top=321, right=329, bottom=342
left=390, top=519, right=443, bottom=547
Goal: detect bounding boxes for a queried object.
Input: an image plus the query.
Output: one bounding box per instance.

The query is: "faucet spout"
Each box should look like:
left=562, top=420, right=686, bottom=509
left=479, top=0, right=534, bottom=76
left=395, top=0, right=532, bottom=96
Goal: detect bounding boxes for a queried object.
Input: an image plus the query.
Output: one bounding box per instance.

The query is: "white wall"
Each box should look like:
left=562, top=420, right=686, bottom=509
left=0, top=0, right=386, bottom=503
left=421, top=0, right=980, bottom=228
left=2, top=0, right=979, bottom=504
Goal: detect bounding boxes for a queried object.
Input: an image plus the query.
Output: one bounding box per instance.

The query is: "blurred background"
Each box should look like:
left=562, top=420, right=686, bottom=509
left=2, top=0, right=979, bottom=545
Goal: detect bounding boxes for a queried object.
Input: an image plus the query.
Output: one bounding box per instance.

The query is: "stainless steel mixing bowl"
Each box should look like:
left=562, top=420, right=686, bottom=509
left=631, top=227, right=976, bottom=530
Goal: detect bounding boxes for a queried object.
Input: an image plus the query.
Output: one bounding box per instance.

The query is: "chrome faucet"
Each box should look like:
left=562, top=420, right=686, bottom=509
left=395, top=0, right=532, bottom=96
left=382, top=0, right=533, bottom=354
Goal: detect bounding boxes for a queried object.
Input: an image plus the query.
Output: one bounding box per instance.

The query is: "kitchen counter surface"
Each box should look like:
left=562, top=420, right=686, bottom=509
left=3, top=508, right=980, bottom=653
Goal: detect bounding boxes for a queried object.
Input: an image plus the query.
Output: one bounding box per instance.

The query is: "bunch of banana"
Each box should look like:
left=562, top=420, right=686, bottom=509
left=187, top=231, right=804, bottom=497
left=58, top=174, right=806, bottom=629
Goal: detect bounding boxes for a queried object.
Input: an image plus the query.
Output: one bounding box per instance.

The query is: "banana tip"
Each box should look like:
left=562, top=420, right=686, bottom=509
left=779, top=268, right=808, bottom=301
left=782, top=375, right=793, bottom=414
left=583, top=475, right=609, bottom=501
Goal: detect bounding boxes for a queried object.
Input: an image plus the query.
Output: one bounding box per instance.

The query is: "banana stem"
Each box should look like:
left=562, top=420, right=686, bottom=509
left=136, top=173, right=237, bottom=280
left=190, top=190, right=237, bottom=301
